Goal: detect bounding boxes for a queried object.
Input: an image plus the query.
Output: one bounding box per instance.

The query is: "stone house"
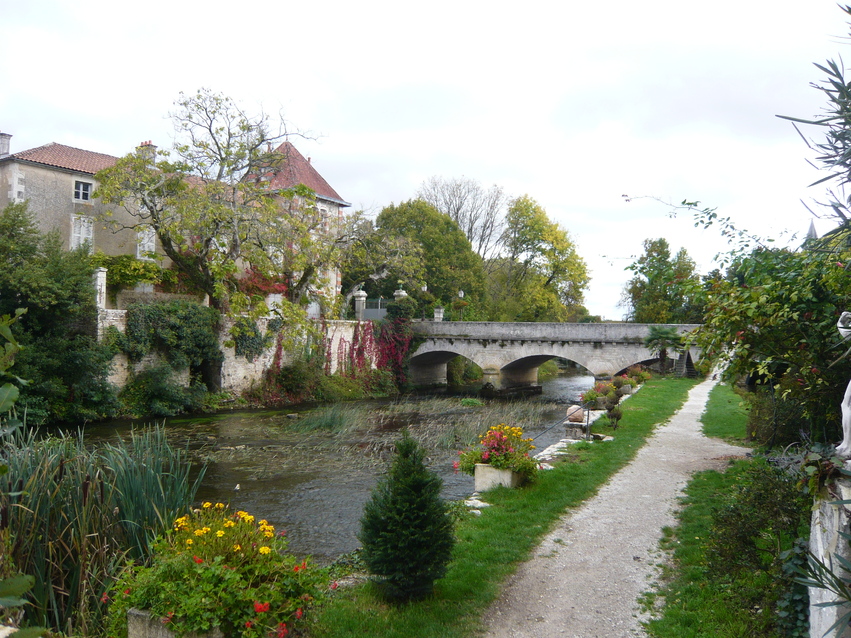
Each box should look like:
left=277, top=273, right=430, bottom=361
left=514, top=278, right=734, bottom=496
left=0, top=132, right=148, bottom=258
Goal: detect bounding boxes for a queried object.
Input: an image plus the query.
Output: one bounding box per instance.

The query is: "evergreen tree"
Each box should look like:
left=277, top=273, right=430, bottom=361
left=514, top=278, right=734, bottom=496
left=358, top=430, right=455, bottom=601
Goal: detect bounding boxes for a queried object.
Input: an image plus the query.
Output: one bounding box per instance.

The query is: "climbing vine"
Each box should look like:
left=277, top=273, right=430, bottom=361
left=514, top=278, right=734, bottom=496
left=110, top=300, right=223, bottom=370
left=90, top=252, right=168, bottom=303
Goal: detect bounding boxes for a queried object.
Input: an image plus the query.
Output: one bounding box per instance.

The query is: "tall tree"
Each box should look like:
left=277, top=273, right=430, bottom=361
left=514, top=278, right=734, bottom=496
left=375, top=200, right=485, bottom=307
left=96, top=89, right=344, bottom=315
left=338, top=214, right=425, bottom=306
left=0, top=202, right=117, bottom=424
left=487, top=195, right=589, bottom=321
left=417, top=176, right=507, bottom=263
left=621, top=238, right=705, bottom=323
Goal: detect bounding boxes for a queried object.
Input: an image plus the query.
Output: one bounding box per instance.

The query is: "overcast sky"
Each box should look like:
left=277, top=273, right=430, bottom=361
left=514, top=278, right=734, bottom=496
left=2, top=0, right=849, bottom=319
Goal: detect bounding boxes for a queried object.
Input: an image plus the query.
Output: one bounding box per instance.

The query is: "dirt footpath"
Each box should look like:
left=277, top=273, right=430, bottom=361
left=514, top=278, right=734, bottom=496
left=481, top=377, right=746, bottom=638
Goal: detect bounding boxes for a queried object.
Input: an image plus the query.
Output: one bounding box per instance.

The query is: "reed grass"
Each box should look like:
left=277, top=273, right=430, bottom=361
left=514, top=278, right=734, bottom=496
left=0, top=427, right=202, bottom=635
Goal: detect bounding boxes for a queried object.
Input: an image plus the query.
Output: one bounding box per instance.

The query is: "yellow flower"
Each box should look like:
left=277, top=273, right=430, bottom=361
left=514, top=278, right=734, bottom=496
left=258, top=546, right=271, bottom=555
left=264, top=531, right=274, bottom=539
left=233, top=544, right=241, bottom=551
left=216, top=530, right=225, bottom=538
left=202, top=502, right=212, bottom=509
left=214, top=502, right=225, bottom=509
left=194, top=529, right=205, bottom=537
left=186, top=539, right=193, bottom=546
left=223, top=520, right=235, bottom=528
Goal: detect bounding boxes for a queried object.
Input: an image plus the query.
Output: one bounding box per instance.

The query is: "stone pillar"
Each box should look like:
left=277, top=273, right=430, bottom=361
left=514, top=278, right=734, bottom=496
left=810, top=475, right=851, bottom=638
left=94, top=267, right=108, bottom=310
left=393, top=289, right=408, bottom=301
left=353, top=290, right=367, bottom=320
left=433, top=306, right=444, bottom=322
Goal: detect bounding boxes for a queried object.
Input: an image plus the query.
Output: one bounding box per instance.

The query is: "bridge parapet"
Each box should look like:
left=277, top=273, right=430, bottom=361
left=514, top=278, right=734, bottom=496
left=408, top=322, right=701, bottom=388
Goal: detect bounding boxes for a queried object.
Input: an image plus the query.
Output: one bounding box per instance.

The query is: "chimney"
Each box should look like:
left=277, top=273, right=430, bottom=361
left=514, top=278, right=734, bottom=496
left=135, top=140, right=157, bottom=163
left=0, top=132, right=11, bottom=158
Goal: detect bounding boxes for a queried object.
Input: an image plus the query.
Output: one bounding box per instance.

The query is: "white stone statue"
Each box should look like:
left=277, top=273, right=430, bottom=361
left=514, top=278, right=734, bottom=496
left=837, top=312, right=851, bottom=457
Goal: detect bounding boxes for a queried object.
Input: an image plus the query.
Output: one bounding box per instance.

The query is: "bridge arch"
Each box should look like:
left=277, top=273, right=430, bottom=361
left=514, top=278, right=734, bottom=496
left=408, top=321, right=700, bottom=389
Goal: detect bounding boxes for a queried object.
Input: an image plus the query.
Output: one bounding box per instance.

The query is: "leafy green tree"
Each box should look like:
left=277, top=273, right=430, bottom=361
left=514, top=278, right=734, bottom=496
left=96, top=90, right=346, bottom=314
left=0, top=202, right=117, bottom=424
left=375, top=200, right=485, bottom=307
left=621, top=238, right=705, bottom=323
left=486, top=195, right=589, bottom=321
left=338, top=214, right=425, bottom=307
left=359, top=430, right=454, bottom=601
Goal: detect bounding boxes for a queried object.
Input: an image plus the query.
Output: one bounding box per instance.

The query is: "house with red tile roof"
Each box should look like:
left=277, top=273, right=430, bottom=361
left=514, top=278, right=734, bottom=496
left=0, top=132, right=350, bottom=310
left=0, top=133, right=143, bottom=258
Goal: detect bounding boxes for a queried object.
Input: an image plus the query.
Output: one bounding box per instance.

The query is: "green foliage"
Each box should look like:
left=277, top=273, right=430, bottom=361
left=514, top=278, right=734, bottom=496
left=644, top=325, right=684, bottom=374
left=446, top=356, right=483, bottom=385
left=375, top=200, right=485, bottom=305
left=487, top=195, right=589, bottom=321
left=90, top=251, right=165, bottom=302
left=120, top=365, right=207, bottom=417
left=460, top=398, right=484, bottom=407
left=646, top=459, right=810, bottom=638
left=231, top=317, right=272, bottom=362
left=359, top=431, right=455, bottom=602
left=106, top=505, right=326, bottom=638
left=1, top=428, right=201, bottom=635
left=695, top=246, right=851, bottom=443
left=118, top=299, right=223, bottom=370
left=622, top=238, right=706, bottom=323
left=0, top=202, right=118, bottom=424
left=385, top=296, right=418, bottom=320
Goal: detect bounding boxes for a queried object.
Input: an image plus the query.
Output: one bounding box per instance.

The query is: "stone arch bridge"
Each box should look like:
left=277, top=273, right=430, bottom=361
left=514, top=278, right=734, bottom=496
left=409, top=322, right=701, bottom=388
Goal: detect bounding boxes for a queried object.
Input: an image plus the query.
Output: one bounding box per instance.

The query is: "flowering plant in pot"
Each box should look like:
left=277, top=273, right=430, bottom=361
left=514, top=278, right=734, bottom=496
left=105, top=503, right=327, bottom=638
left=455, top=424, right=538, bottom=481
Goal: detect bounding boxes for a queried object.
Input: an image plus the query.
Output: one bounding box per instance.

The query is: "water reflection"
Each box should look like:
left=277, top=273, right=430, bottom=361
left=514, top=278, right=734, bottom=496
left=82, top=372, right=593, bottom=563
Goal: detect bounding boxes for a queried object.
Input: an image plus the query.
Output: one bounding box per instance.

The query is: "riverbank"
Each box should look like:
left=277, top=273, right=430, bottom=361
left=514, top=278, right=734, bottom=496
left=307, top=376, right=702, bottom=637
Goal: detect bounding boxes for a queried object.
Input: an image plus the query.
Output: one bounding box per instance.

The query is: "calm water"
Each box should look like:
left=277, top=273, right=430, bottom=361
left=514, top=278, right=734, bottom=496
left=83, top=373, right=594, bottom=563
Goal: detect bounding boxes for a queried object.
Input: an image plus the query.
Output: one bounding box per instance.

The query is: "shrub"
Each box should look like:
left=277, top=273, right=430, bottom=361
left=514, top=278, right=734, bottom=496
left=1, top=428, right=201, bottom=635
left=119, top=365, right=206, bottom=418
left=359, top=431, right=455, bottom=601
left=106, top=504, right=326, bottom=638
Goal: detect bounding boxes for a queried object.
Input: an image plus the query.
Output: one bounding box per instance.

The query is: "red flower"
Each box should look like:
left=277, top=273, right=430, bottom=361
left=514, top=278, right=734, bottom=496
left=295, top=608, right=303, bottom=619
left=162, top=612, right=174, bottom=624
left=193, top=555, right=203, bottom=564
left=245, top=620, right=253, bottom=628
left=276, top=622, right=288, bottom=637
left=100, top=592, right=109, bottom=603
left=253, top=601, right=270, bottom=613
left=330, top=581, right=339, bottom=590
left=293, top=565, right=300, bottom=573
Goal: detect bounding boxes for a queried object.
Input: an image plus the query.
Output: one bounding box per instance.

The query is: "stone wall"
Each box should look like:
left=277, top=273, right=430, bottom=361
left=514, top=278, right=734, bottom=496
left=100, top=310, right=365, bottom=394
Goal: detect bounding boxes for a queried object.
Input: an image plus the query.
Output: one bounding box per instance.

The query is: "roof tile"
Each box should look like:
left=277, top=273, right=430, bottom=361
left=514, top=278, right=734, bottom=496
left=266, top=142, right=349, bottom=207
left=10, top=142, right=117, bottom=175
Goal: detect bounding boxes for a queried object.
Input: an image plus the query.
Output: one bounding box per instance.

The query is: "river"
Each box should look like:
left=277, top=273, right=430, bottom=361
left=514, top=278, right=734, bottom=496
left=83, top=372, right=594, bottom=563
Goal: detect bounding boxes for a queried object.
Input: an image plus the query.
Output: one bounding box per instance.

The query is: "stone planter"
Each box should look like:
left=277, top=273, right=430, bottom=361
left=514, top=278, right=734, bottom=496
left=595, top=397, right=608, bottom=410
left=617, top=385, right=633, bottom=396
left=474, top=463, right=523, bottom=492
left=128, top=608, right=224, bottom=638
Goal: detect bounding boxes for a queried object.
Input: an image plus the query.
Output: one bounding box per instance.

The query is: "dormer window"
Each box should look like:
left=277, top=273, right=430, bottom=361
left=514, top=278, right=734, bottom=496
left=74, top=180, right=92, bottom=201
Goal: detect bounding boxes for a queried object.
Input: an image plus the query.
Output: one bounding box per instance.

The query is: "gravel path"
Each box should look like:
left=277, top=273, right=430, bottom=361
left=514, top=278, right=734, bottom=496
left=481, top=377, right=747, bottom=638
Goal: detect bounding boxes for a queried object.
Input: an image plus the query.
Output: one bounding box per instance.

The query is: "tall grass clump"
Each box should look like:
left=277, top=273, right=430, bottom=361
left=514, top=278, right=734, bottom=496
left=0, top=427, right=203, bottom=635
